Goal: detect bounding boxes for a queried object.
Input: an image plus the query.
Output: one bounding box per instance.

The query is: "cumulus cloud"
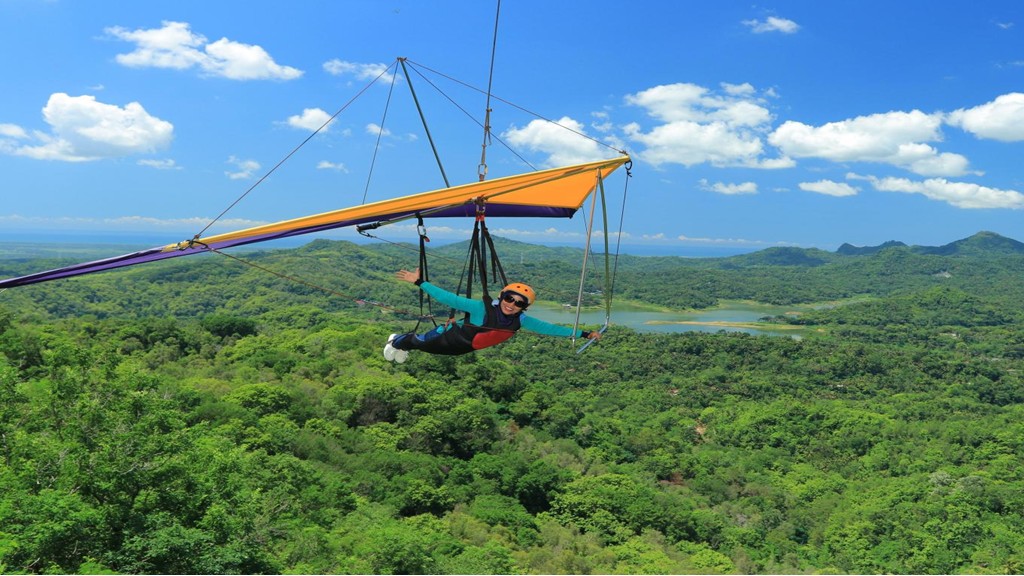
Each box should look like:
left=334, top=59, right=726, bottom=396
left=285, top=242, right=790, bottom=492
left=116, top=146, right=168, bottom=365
left=700, top=179, right=758, bottom=195
left=503, top=116, right=611, bottom=166
left=626, top=82, right=771, bottom=127
left=323, top=59, right=396, bottom=83
left=798, top=179, right=858, bottom=197
left=623, top=120, right=761, bottom=167
left=946, top=93, right=1024, bottom=142
left=106, top=21, right=302, bottom=81
left=623, top=82, right=791, bottom=169
left=0, top=93, right=172, bottom=162
left=287, top=108, right=334, bottom=132
left=769, top=110, right=970, bottom=177
left=743, top=16, right=800, bottom=34
left=226, top=155, right=260, bottom=180
left=854, top=174, right=1024, bottom=209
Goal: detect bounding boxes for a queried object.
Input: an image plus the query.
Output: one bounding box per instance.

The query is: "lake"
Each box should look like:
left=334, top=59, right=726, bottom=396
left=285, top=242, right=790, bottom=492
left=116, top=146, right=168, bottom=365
left=528, top=300, right=809, bottom=337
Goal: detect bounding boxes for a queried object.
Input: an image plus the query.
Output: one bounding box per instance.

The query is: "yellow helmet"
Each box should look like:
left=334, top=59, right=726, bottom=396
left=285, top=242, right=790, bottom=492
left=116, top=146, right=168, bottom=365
left=501, top=282, right=536, bottom=306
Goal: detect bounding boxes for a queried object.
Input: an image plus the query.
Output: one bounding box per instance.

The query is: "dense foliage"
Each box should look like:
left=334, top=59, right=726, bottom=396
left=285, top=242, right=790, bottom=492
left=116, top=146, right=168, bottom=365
left=1, top=233, right=1023, bottom=574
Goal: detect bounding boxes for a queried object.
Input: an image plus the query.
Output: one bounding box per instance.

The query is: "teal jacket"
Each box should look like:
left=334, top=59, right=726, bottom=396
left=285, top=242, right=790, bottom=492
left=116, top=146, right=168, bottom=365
left=419, top=281, right=582, bottom=339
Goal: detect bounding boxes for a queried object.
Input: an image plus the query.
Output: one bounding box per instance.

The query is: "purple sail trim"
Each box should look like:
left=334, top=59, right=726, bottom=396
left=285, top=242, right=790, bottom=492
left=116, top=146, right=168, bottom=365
left=0, top=204, right=578, bottom=288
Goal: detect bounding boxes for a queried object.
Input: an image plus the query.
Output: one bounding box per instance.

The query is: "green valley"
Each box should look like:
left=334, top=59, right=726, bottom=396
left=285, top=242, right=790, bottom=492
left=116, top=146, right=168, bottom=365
left=0, top=231, right=1022, bottom=574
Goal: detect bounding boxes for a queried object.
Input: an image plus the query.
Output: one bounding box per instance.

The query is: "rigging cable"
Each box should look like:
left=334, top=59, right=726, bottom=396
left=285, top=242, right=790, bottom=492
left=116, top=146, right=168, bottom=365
left=361, top=61, right=401, bottom=205
left=193, top=61, right=398, bottom=240
left=607, top=160, right=633, bottom=311
left=400, top=58, right=450, bottom=188
left=201, top=245, right=430, bottom=319
left=571, top=172, right=602, bottom=349
left=573, top=160, right=632, bottom=353
left=478, top=0, right=502, bottom=182
left=402, top=62, right=536, bottom=171
left=404, top=59, right=628, bottom=159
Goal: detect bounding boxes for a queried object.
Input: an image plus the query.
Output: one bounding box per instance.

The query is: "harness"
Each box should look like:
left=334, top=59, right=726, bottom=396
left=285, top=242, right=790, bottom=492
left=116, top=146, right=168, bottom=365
left=415, top=200, right=519, bottom=355
left=418, top=298, right=521, bottom=355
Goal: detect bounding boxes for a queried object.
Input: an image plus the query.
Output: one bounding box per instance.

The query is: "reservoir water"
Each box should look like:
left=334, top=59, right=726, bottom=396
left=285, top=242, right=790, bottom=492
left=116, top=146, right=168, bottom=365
left=528, top=301, right=806, bottom=337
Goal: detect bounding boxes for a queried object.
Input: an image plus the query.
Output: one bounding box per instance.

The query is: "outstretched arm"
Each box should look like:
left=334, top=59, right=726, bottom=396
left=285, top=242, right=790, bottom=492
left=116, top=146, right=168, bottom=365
left=396, top=267, right=484, bottom=319
left=520, top=314, right=602, bottom=340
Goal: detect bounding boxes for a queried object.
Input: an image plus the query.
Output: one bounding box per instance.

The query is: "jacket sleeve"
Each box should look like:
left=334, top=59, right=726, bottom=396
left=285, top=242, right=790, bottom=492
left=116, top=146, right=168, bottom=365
left=418, top=281, right=486, bottom=325
left=519, top=313, right=583, bottom=338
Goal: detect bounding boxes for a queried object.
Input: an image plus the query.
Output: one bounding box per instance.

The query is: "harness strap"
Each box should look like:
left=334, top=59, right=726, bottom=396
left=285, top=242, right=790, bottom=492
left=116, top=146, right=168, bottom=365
left=452, top=199, right=509, bottom=324
left=413, top=213, right=437, bottom=333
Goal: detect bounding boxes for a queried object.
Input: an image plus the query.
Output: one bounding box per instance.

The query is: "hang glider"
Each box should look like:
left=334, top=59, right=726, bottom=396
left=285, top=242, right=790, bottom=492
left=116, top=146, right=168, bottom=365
left=0, top=156, right=630, bottom=289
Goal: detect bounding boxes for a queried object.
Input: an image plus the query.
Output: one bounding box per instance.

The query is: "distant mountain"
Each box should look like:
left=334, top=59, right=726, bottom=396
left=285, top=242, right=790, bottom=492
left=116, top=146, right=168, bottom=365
left=913, top=231, right=1024, bottom=257
left=836, top=240, right=907, bottom=256
left=724, top=246, right=836, bottom=267
left=835, top=232, right=1024, bottom=258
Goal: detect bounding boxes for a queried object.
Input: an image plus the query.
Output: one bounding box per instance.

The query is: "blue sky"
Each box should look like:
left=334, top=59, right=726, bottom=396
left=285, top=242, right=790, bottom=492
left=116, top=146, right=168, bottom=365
left=1, top=0, right=1023, bottom=255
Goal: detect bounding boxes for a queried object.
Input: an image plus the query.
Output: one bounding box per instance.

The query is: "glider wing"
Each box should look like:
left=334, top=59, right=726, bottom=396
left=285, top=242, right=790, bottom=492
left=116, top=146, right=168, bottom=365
left=0, top=156, right=629, bottom=288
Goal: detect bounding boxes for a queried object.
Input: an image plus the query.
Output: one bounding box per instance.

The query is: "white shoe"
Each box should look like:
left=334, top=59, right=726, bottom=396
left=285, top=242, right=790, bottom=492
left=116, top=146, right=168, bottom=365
left=393, top=349, right=409, bottom=363
left=383, top=334, right=398, bottom=361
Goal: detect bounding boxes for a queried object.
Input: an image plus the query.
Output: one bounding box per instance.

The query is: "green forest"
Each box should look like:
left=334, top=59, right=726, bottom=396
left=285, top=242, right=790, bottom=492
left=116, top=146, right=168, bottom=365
left=1, top=231, right=1023, bottom=574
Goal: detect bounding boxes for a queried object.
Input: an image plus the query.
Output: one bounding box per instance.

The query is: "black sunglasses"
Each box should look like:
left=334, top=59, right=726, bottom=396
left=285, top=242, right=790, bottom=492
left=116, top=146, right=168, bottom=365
left=502, top=294, right=528, bottom=308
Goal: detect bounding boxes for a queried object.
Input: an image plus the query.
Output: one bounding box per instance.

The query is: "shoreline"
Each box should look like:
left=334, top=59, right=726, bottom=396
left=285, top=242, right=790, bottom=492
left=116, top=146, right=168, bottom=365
left=646, top=320, right=805, bottom=330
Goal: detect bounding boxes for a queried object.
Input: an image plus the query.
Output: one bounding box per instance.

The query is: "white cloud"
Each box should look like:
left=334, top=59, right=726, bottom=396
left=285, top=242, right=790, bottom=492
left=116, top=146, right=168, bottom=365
left=366, top=123, right=391, bottom=137
left=317, top=160, right=348, bottom=172
left=625, top=83, right=770, bottom=127
left=623, top=82, right=790, bottom=168
left=287, top=108, right=333, bottom=132
left=769, top=110, right=970, bottom=176
left=1, top=93, right=172, bottom=162
left=0, top=214, right=267, bottom=232
left=106, top=21, right=302, bottom=81
left=722, top=82, right=757, bottom=97
left=743, top=16, right=800, bottom=34
left=677, top=234, right=773, bottom=245
left=700, top=179, right=758, bottom=195
left=946, top=93, right=1024, bottom=142
left=363, top=122, right=417, bottom=144
left=502, top=116, right=610, bottom=166
left=104, top=215, right=267, bottom=230
left=591, top=111, right=613, bottom=133
left=203, top=38, right=303, bottom=80
left=323, top=59, right=395, bottom=83
left=754, top=156, right=797, bottom=169
left=0, top=123, right=28, bottom=139
left=137, top=158, right=180, bottom=170
left=226, top=155, right=260, bottom=180
left=798, top=179, right=858, bottom=197
left=860, top=174, right=1024, bottom=209
left=624, top=119, right=764, bottom=168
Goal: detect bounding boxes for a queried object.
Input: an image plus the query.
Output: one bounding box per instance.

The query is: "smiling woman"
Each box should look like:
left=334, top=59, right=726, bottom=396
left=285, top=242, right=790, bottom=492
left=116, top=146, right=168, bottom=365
left=383, top=266, right=600, bottom=362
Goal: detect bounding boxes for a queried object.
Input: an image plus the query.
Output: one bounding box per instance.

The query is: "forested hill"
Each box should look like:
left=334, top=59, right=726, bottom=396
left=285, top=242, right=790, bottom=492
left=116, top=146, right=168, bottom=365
left=2, top=230, right=1022, bottom=317
left=0, top=232, right=1023, bottom=574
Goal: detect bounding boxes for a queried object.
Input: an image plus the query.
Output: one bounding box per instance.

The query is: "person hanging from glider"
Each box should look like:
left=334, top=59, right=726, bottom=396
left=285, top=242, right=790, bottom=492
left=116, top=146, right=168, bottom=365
left=383, top=267, right=601, bottom=363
